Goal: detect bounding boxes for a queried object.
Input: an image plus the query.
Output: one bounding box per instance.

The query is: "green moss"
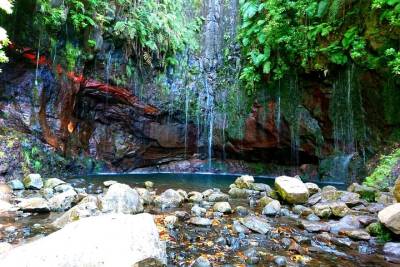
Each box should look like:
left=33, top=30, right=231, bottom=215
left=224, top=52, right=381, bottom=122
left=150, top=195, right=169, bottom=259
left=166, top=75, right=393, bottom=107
left=366, top=222, right=392, bottom=243
left=364, top=148, right=400, bottom=189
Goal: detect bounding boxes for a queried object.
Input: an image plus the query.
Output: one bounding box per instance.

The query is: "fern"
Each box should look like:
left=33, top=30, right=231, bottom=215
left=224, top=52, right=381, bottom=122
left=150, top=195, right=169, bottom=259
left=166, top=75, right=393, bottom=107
left=328, top=0, right=346, bottom=22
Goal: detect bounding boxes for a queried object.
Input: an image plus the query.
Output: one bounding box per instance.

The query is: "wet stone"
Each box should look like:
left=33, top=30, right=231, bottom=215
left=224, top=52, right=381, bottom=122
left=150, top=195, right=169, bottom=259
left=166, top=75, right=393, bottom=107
left=188, top=217, right=212, bottom=227
left=383, top=242, right=400, bottom=263
left=306, top=213, right=320, bottom=221
left=240, top=216, right=273, bottom=235
left=235, top=206, right=250, bottom=217
left=274, top=256, right=287, bottom=266
left=191, top=205, right=206, bottom=217
left=300, top=220, right=330, bottom=232
left=292, top=205, right=313, bottom=216
left=340, top=229, right=371, bottom=241
left=262, top=200, right=281, bottom=216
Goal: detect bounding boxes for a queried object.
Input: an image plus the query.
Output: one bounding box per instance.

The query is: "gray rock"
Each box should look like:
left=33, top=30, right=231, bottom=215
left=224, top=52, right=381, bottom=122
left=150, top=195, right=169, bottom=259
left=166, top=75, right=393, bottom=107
left=101, top=183, right=143, bottom=214
left=44, top=178, right=65, bottom=189
left=262, top=200, right=281, bottom=216
left=306, top=213, right=320, bottom=221
left=340, top=229, right=370, bottom=241
left=52, top=196, right=100, bottom=228
left=300, top=220, right=330, bottom=232
left=329, top=215, right=361, bottom=234
left=207, top=192, right=229, bottom=202
left=228, top=187, right=253, bottom=198
left=383, top=242, right=400, bottom=263
left=189, top=217, right=212, bottom=226
left=330, top=201, right=350, bottom=217
left=191, top=205, right=206, bottom=217
left=155, top=189, right=184, bottom=209
left=232, top=220, right=250, bottom=234
left=174, top=211, right=190, bottom=221
left=135, top=188, right=153, bottom=205
left=213, top=202, right=231, bottom=213
left=275, top=176, right=309, bottom=204
left=313, top=203, right=331, bottom=218
left=54, top=183, right=74, bottom=193
left=188, top=191, right=203, bottom=203
left=250, top=183, right=272, bottom=192
left=292, top=205, right=313, bottom=216
left=48, top=189, right=78, bottom=212
left=0, top=214, right=167, bottom=266
left=305, top=182, right=320, bottom=195
left=274, top=256, right=287, bottom=266
left=164, top=215, right=178, bottom=229
left=23, top=174, right=43, bottom=190
left=7, top=180, right=24, bottom=190
left=307, top=192, right=322, bottom=205
left=235, top=206, right=250, bottom=217
left=17, top=197, right=49, bottom=213
left=40, top=187, right=55, bottom=200
left=192, top=256, right=211, bottom=267
left=177, top=189, right=188, bottom=200
left=240, top=216, right=272, bottom=234
left=234, top=175, right=255, bottom=189
left=378, top=203, right=400, bottom=234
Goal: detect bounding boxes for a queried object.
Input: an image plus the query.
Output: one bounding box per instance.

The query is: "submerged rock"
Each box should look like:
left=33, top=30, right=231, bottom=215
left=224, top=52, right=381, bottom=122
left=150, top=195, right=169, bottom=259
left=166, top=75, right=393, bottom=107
left=155, top=189, right=184, bottom=209
left=383, top=242, right=400, bottom=263
left=378, top=203, right=400, bottom=234
left=189, top=217, right=212, bottom=226
left=101, top=183, right=143, bottom=214
left=23, top=174, right=43, bottom=190
left=0, top=213, right=167, bottom=266
left=275, top=176, right=309, bottom=204
left=240, top=216, right=272, bottom=234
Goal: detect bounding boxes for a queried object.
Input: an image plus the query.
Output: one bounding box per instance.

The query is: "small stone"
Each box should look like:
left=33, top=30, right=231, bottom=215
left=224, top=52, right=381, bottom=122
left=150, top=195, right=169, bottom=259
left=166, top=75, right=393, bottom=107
left=292, top=205, right=313, bottom=216
left=40, top=187, right=54, bottom=200
left=144, top=181, right=154, bottom=189
left=235, top=206, right=250, bottom=217
left=135, top=188, right=153, bottom=205
left=306, top=213, right=320, bottom=222
left=300, top=220, right=330, bottom=232
left=164, top=215, right=178, bottom=228
left=7, top=180, right=24, bottom=190
left=259, top=196, right=274, bottom=208
left=330, top=202, right=350, bottom=217
left=383, top=242, right=400, bottom=263
left=188, top=191, right=203, bottom=203
left=262, top=200, right=281, bottom=216
left=48, top=189, right=78, bottom=212
left=340, top=229, right=370, bottom=241
left=313, top=203, right=331, bottom=218
left=228, top=187, right=253, bottom=198
left=232, top=220, right=250, bottom=234
left=174, top=211, right=189, bottom=221
left=192, top=256, right=211, bottom=267
left=244, top=248, right=260, bottom=264
left=207, top=192, right=229, bottom=202
left=103, top=180, right=117, bottom=187
left=305, top=182, right=320, bottom=195
left=213, top=202, right=231, bottom=213
left=191, top=205, right=206, bottom=217
left=274, top=256, right=287, bottom=266
left=100, top=183, right=143, bottom=214
left=177, top=189, right=188, bottom=200
left=154, top=189, right=184, bottom=209
left=23, top=174, right=43, bottom=190
left=240, top=216, right=272, bottom=234
left=188, top=217, right=212, bottom=226
left=4, top=226, right=16, bottom=233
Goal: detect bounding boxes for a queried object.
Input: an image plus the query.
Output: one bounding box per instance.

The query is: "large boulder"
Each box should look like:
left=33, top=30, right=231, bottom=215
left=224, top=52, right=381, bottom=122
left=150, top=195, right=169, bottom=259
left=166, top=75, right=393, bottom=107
left=23, top=174, right=43, bottom=190
left=274, top=176, right=309, bottom=204
left=100, top=183, right=143, bottom=214
left=0, top=213, right=167, bottom=266
left=154, top=189, right=184, bottom=209
left=378, top=203, right=400, bottom=234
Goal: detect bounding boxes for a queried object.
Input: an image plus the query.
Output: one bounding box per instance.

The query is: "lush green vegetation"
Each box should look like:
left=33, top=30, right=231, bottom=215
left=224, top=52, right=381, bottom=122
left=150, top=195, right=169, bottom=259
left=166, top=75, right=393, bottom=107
left=364, top=148, right=400, bottom=189
left=0, top=0, right=12, bottom=66
left=4, top=0, right=200, bottom=72
left=238, top=0, right=400, bottom=93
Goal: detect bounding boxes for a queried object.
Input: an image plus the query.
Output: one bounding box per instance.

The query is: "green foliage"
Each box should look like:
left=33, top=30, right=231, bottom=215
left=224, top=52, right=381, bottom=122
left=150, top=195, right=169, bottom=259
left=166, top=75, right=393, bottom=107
left=238, top=0, right=400, bottom=91
left=366, top=222, right=393, bottom=243
left=0, top=0, right=12, bottom=67
left=364, top=148, right=400, bottom=189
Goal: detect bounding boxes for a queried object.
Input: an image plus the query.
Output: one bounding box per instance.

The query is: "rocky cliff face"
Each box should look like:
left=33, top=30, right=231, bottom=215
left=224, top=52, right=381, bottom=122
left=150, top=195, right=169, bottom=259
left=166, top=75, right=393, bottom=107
left=0, top=0, right=399, bottom=182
